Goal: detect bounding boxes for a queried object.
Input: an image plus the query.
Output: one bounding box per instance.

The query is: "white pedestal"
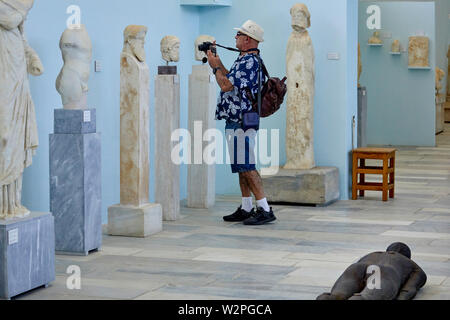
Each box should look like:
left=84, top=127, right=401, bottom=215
left=108, top=203, right=162, bottom=238
left=155, top=74, right=180, bottom=221
left=187, top=65, right=216, bottom=208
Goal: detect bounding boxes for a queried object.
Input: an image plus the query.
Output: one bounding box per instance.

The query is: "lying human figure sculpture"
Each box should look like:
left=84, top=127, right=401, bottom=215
left=317, top=242, right=427, bottom=300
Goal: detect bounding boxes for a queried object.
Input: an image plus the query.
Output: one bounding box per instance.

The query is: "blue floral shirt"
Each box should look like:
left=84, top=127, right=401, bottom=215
left=216, top=53, right=265, bottom=123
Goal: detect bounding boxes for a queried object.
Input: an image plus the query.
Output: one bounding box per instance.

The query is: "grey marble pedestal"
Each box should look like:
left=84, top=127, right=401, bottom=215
left=0, top=212, right=55, bottom=299
left=262, top=167, right=340, bottom=206
left=358, top=87, right=367, bottom=148
left=50, top=109, right=102, bottom=255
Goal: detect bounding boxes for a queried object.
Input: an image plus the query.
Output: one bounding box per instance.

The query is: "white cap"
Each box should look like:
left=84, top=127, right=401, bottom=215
left=233, top=20, right=264, bottom=43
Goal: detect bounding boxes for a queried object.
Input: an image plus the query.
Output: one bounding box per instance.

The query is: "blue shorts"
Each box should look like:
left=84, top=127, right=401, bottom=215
left=225, top=121, right=257, bottom=173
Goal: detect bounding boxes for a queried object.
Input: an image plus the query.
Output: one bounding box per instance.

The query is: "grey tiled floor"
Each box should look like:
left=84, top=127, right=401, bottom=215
left=16, top=125, right=450, bottom=300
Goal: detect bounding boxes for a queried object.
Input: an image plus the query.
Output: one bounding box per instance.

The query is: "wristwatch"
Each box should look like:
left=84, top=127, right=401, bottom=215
left=213, top=67, right=220, bottom=75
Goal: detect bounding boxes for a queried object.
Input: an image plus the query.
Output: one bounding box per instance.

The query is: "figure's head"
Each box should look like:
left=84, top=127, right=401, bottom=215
left=373, top=31, right=380, bottom=38
left=290, top=3, right=310, bottom=31
left=161, top=35, right=180, bottom=63
left=60, top=24, right=92, bottom=63
left=386, top=242, right=411, bottom=259
left=233, top=20, right=264, bottom=51
left=123, top=25, right=148, bottom=62
left=195, top=35, right=215, bottom=61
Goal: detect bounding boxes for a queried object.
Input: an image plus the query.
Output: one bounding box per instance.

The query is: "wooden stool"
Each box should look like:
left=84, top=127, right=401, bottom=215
left=352, top=148, right=396, bottom=201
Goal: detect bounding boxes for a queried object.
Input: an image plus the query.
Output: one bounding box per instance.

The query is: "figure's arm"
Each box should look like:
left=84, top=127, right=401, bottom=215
left=207, top=49, right=233, bottom=92
left=19, top=23, right=44, bottom=76
left=0, top=1, right=23, bottom=30
left=396, top=265, right=427, bottom=300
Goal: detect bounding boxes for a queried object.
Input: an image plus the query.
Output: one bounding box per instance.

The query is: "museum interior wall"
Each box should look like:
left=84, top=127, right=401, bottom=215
left=358, top=1, right=436, bottom=146
left=199, top=0, right=358, bottom=199
left=19, top=0, right=358, bottom=223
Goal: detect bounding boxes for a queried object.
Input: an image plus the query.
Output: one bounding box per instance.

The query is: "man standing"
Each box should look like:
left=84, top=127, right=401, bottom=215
left=206, top=20, right=276, bottom=225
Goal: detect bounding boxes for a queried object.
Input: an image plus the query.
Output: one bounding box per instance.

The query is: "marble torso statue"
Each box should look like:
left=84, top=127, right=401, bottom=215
left=56, top=25, right=92, bottom=109
left=284, top=3, right=315, bottom=170
left=0, top=0, right=43, bottom=219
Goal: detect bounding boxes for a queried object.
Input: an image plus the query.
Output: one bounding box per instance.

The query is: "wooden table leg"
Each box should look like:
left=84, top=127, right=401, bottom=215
left=352, top=153, right=358, bottom=200
left=359, top=159, right=365, bottom=197
left=382, top=155, right=388, bottom=201
left=389, top=155, right=395, bottom=198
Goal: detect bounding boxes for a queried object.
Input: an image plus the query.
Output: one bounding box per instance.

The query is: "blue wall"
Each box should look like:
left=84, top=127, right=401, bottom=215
left=23, top=0, right=200, bottom=222
left=199, top=0, right=358, bottom=199
left=358, top=1, right=436, bottom=147
left=21, top=0, right=358, bottom=223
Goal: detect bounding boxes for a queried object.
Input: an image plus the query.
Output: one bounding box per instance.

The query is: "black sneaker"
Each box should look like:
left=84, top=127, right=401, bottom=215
left=223, top=206, right=254, bottom=222
left=243, top=207, right=276, bottom=225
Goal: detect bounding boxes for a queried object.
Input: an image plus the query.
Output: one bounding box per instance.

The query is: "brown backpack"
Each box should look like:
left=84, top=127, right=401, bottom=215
left=245, top=57, right=287, bottom=118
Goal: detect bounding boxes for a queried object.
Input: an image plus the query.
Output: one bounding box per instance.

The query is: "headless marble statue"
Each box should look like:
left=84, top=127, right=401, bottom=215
left=284, top=3, right=315, bottom=170
left=195, top=34, right=215, bottom=63
left=317, top=242, right=427, bottom=300
left=0, top=0, right=43, bottom=219
left=55, top=25, right=92, bottom=109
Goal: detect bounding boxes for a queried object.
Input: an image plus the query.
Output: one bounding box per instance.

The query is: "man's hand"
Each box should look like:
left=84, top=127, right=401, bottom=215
left=207, top=42, right=221, bottom=69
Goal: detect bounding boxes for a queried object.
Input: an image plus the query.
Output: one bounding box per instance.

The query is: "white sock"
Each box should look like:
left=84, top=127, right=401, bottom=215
left=241, top=197, right=253, bottom=212
left=256, top=198, right=270, bottom=212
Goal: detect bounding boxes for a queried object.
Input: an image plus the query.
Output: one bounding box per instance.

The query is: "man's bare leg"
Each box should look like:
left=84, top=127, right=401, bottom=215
left=241, top=170, right=265, bottom=200
left=239, top=173, right=252, bottom=197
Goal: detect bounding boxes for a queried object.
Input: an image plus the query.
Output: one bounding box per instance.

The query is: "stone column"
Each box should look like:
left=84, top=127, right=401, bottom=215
left=107, top=35, right=162, bottom=237
left=187, top=65, right=216, bottom=208
left=155, top=72, right=180, bottom=221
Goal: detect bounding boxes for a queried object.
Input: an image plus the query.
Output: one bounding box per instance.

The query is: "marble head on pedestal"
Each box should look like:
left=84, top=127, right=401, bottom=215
left=123, top=25, right=148, bottom=62
left=195, top=35, right=215, bottom=62
left=290, top=3, right=311, bottom=31
left=160, top=35, right=180, bottom=63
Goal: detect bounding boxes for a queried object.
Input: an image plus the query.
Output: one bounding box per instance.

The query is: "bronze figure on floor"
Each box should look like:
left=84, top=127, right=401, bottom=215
left=317, top=242, right=427, bottom=300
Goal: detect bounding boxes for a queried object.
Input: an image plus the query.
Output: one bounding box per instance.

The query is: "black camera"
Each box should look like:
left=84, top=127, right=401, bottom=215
left=198, top=41, right=216, bottom=63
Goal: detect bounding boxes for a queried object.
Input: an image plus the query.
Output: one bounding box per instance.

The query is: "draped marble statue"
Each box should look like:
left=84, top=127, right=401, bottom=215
left=56, top=25, right=92, bottom=109
left=284, top=3, right=315, bottom=170
left=0, top=0, right=43, bottom=219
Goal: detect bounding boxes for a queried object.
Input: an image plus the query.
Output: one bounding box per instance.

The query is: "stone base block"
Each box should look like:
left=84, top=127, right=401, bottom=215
left=54, top=108, right=96, bottom=134
left=0, top=212, right=55, bottom=299
left=107, top=203, right=162, bottom=237
left=262, top=167, right=340, bottom=206
left=50, top=132, right=102, bottom=255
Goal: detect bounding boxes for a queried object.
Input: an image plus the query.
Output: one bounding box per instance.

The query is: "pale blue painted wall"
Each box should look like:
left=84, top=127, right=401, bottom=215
left=358, top=1, right=436, bottom=147
left=20, top=0, right=358, bottom=223
left=22, top=0, right=200, bottom=222
left=199, top=0, right=358, bottom=199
